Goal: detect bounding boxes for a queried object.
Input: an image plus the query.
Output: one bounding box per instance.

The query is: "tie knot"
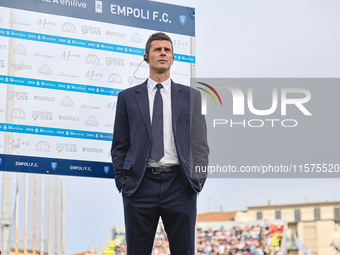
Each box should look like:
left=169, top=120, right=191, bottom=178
left=156, top=83, right=163, bottom=90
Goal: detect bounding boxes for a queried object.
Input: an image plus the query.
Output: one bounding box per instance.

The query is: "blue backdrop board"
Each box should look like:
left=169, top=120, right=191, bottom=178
left=0, top=0, right=195, bottom=178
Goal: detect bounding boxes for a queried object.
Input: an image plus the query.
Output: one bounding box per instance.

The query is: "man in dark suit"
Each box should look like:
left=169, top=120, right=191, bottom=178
left=111, top=32, right=209, bottom=255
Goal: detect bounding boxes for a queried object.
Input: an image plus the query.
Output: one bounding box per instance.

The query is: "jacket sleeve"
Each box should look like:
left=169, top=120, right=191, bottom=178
left=111, top=92, right=130, bottom=192
left=190, top=88, right=209, bottom=190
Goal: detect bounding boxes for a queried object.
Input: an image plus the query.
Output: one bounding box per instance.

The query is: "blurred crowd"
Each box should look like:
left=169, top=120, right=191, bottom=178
left=151, top=223, right=170, bottom=255
left=196, top=223, right=283, bottom=255
left=112, top=222, right=283, bottom=255
left=111, top=237, right=126, bottom=255
left=112, top=222, right=170, bottom=255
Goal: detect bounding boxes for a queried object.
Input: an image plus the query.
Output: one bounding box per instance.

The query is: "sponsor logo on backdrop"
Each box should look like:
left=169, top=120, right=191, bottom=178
left=32, top=111, right=53, bottom=121
left=85, top=54, right=100, bottom=65
left=95, top=1, right=102, bottom=13
left=104, top=166, right=110, bottom=174
left=61, top=22, right=76, bottom=33
left=58, top=72, right=79, bottom=79
left=38, top=64, right=52, bottom=75
left=37, top=19, right=56, bottom=29
left=11, top=63, right=32, bottom=70
left=104, top=122, right=113, bottom=128
left=15, top=159, right=38, bottom=167
left=128, top=76, right=141, bottom=86
left=173, top=39, right=189, bottom=50
left=34, top=96, right=55, bottom=102
left=130, top=32, right=143, bottom=43
left=40, top=0, right=87, bottom=8
left=105, top=57, right=124, bottom=66
left=80, top=104, right=101, bottom=110
left=83, top=147, right=103, bottom=153
left=34, top=52, right=55, bottom=59
left=11, top=108, right=26, bottom=120
left=7, top=91, right=28, bottom=101
left=35, top=141, right=51, bottom=152
left=0, top=45, right=7, bottom=50
left=110, top=5, right=171, bottom=24
left=51, top=162, right=57, bottom=170
left=130, top=62, right=148, bottom=68
left=106, top=31, right=125, bottom=37
left=15, top=161, right=38, bottom=167
left=179, top=15, right=187, bottom=26
left=14, top=44, right=27, bottom=55
left=59, top=115, right=80, bottom=122
left=61, top=51, right=80, bottom=61
left=85, top=70, right=103, bottom=81
left=85, top=115, right=99, bottom=126
left=9, top=20, right=30, bottom=26
left=56, top=143, right=77, bottom=153
left=70, top=165, right=92, bottom=171
left=108, top=73, right=123, bottom=84
left=171, top=71, right=189, bottom=77
left=81, top=25, right=101, bottom=35
left=61, top=96, right=75, bottom=107
left=106, top=101, right=116, bottom=111
left=0, top=60, right=4, bottom=68
left=9, top=138, right=29, bottom=149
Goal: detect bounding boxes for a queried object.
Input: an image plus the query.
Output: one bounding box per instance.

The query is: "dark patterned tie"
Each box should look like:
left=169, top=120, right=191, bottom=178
left=150, top=83, right=164, bottom=162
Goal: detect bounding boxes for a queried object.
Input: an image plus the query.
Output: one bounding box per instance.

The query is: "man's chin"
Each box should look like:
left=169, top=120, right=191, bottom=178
left=154, top=67, right=169, bottom=74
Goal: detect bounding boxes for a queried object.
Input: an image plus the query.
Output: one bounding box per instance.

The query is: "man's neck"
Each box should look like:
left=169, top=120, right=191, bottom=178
left=149, top=72, right=170, bottom=83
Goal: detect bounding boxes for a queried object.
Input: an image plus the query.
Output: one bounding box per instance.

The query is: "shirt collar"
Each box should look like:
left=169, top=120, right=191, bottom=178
left=147, top=77, right=171, bottom=92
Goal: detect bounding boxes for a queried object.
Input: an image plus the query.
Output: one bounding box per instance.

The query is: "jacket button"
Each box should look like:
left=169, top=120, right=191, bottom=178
left=148, top=140, right=150, bottom=144
left=145, top=159, right=148, bottom=162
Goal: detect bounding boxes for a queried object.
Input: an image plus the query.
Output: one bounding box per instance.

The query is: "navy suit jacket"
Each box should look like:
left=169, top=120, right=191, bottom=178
left=111, top=80, right=209, bottom=197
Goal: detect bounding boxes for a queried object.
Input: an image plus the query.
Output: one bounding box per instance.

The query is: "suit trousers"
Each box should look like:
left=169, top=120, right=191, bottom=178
left=122, top=170, right=197, bottom=255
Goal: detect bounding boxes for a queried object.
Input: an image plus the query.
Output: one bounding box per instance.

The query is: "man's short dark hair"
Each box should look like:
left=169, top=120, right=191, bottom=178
left=145, top=32, right=173, bottom=56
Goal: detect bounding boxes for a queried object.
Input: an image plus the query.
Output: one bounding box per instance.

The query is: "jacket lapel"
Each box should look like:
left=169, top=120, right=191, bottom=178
left=135, top=81, right=151, bottom=138
left=171, top=80, right=184, bottom=133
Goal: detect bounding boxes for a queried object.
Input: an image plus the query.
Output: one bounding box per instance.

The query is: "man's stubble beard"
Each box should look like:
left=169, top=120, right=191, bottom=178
left=152, top=65, right=171, bottom=74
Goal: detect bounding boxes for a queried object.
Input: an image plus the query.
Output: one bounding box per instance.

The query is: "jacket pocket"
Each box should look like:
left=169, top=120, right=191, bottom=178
left=122, top=160, right=133, bottom=170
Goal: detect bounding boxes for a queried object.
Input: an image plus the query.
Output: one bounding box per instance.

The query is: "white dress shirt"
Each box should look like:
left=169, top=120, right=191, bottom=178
left=147, top=77, right=179, bottom=167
